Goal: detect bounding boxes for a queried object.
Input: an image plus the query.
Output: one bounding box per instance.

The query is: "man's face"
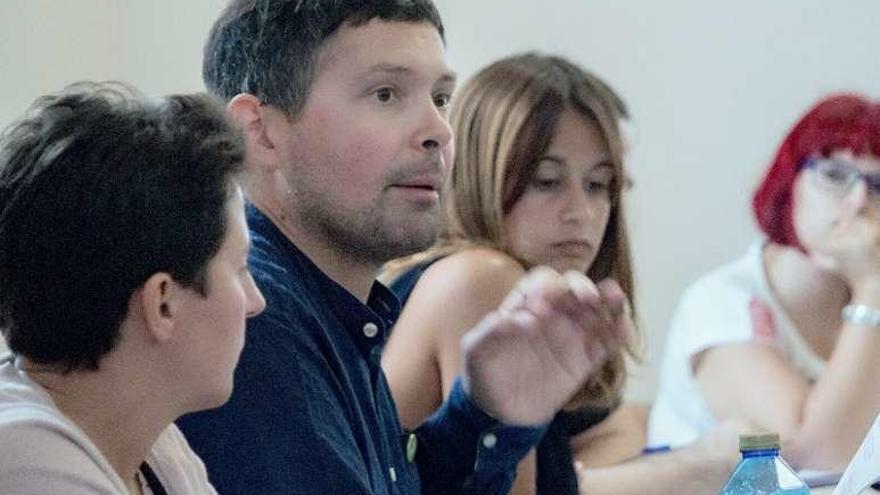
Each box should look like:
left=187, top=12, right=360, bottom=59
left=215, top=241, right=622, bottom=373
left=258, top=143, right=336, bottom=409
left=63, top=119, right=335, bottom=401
left=274, top=20, right=455, bottom=266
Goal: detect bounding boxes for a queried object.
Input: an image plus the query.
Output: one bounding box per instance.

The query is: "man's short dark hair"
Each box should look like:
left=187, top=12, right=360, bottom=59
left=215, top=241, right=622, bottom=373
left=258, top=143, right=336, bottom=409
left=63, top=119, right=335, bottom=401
left=204, top=0, right=444, bottom=116
left=0, top=82, right=246, bottom=371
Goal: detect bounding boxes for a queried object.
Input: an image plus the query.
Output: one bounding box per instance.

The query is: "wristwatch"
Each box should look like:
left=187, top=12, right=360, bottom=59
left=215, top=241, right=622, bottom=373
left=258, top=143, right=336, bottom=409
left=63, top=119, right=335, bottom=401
left=842, top=304, right=880, bottom=327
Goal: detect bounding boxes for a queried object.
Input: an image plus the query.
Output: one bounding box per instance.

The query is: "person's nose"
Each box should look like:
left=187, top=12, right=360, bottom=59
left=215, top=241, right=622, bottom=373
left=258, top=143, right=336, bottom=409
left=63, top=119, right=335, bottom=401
left=843, top=179, right=870, bottom=216
left=560, top=186, right=593, bottom=224
left=245, top=276, right=266, bottom=318
left=412, top=100, right=453, bottom=154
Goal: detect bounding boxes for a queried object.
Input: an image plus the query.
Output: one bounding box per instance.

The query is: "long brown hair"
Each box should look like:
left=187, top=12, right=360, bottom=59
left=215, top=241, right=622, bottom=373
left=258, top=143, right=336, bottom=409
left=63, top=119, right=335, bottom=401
left=383, top=52, right=639, bottom=410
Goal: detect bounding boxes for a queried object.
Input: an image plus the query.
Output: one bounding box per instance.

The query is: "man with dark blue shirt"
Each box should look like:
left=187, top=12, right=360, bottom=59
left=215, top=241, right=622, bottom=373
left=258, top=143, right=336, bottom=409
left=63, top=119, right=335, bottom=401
left=177, top=1, right=633, bottom=493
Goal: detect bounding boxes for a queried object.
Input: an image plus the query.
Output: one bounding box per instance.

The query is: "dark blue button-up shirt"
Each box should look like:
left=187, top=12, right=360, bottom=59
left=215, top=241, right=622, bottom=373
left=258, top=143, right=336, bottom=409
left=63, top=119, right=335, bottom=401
left=177, top=204, right=544, bottom=494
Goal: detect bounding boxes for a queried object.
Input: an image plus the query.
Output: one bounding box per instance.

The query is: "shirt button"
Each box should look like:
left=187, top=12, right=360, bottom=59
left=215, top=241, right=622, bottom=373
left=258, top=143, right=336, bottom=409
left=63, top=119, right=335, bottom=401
left=406, top=433, right=418, bottom=463
left=482, top=433, right=497, bottom=449
left=363, top=322, right=379, bottom=338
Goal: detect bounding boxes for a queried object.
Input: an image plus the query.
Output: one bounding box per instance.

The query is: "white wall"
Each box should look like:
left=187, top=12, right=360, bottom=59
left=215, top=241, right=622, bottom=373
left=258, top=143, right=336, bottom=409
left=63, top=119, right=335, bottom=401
left=0, top=0, right=226, bottom=125
left=0, top=1, right=877, bottom=398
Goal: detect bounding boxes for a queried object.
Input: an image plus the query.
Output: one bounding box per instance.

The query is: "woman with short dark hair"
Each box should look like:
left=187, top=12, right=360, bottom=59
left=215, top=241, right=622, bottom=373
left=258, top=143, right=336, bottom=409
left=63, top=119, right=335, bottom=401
left=0, top=83, right=265, bottom=494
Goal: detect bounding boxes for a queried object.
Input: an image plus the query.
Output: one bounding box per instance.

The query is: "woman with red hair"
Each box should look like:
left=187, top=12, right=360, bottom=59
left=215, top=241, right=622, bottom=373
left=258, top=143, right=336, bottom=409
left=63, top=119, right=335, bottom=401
left=648, top=94, right=880, bottom=471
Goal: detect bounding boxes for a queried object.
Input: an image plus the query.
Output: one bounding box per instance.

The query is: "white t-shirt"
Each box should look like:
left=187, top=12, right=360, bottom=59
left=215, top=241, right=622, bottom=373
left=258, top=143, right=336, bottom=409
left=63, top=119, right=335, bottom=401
left=647, top=241, right=826, bottom=448
left=0, top=354, right=216, bottom=494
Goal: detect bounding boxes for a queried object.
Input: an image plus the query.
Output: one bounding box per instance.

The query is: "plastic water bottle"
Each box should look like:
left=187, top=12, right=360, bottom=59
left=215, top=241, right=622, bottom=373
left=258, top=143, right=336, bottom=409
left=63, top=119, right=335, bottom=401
left=719, top=432, right=809, bottom=494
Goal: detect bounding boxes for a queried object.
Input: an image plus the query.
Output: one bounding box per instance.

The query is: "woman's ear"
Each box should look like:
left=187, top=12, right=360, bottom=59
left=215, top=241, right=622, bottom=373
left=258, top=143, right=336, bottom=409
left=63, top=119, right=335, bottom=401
left=139, top=272, right=178, bottom=343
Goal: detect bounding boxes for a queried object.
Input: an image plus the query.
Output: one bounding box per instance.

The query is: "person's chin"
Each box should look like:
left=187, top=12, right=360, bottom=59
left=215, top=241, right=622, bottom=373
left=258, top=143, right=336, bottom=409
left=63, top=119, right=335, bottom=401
left=546, top=256, right=592, bottom=275
left=200, top=383, right=235, bottom=411
left=192, top=372, right=237, bottom=412
left=386, top=232, right=436, bottom=259
left=393, top=203, right=440, bottom=231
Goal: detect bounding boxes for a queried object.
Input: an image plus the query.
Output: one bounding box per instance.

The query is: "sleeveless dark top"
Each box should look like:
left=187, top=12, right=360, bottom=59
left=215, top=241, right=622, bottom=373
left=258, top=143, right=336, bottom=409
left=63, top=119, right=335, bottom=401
left=388, top=259, right=612, bottom=495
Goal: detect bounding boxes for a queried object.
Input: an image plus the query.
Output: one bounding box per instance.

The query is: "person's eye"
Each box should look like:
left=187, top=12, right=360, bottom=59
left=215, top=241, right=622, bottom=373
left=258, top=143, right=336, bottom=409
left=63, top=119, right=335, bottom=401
left=532, top=176, right=562, bottom=190
left=821, top=163, right=853, bottom=184
left=585, top=180, right=612, bottom=195
left=374, top=87, right=398, bottom=103
left=865, top=176, right=880, bottom=196
left=433, top=92, right=451, bottom=109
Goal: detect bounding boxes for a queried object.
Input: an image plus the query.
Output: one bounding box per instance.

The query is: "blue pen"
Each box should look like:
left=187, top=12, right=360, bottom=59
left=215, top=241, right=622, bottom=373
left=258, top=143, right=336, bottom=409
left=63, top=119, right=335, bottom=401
left=642, top=445, right=671, bottom=455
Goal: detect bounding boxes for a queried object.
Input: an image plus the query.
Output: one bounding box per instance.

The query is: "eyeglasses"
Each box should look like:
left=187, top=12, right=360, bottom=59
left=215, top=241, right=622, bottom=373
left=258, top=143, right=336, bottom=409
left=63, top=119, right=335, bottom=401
left=805, top=157, right=880, bottom=198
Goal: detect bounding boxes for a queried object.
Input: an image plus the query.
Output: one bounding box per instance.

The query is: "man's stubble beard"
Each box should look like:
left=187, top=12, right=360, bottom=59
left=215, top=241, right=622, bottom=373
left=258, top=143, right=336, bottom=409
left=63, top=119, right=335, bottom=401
left=290, top=185, right=442, bottom=267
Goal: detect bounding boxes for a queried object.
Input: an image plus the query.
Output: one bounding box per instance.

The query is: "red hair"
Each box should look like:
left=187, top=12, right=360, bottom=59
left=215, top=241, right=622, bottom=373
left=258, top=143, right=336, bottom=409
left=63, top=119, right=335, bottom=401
left=752, top=93, right=880, bottom=247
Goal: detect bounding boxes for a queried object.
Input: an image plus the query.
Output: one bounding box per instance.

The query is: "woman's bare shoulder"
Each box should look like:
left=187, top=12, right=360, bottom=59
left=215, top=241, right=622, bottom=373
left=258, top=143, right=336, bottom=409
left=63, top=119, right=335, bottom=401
left=422, top=247, right=527, bottom=294
left=398, top=247, right=528, bottom=352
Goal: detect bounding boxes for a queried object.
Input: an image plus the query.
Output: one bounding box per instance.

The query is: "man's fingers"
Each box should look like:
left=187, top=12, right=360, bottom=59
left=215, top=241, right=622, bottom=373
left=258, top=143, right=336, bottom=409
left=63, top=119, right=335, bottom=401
left=549, top=271, right=622, bottom=356
left=501, top=268, right=626, bottom=370
left=501, top=266, right=560, bottom=312
left=508, top=268, right=594, bottom=317
left=597, top=278, right=635, bottom=347
left=564, top=270, right=600, bottom=301
left=597, top=278, right=626, bottom=321
left=584, top=338, right=608, bottom=365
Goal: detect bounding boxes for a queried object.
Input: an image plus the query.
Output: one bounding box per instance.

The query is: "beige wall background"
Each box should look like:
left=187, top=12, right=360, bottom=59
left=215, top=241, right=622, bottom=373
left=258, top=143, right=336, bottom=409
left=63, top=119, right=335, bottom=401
left=0, top=1, right=877, bottom=401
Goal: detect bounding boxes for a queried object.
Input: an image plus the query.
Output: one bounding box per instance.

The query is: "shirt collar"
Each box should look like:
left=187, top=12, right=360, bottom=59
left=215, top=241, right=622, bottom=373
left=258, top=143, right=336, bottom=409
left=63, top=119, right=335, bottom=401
left=246, top=203, right=401, bottom=359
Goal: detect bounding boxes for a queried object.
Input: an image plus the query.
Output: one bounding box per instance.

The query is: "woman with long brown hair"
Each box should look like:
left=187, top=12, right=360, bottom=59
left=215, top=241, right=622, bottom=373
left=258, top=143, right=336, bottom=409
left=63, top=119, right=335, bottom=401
left=380, top=52, right=641, bottom=494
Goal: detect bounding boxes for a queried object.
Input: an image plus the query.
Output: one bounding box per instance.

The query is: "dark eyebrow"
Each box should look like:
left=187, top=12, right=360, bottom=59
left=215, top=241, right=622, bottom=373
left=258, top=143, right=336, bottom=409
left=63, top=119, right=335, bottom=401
left=360, top=64, right=457, bottom=86
left=539, top=155, right=614, bottom=172
left=537, top=155, right=566, bottom=166
left=437, top=72, right=458, bottom=87
left=588, top=161, right=614, bottom=171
